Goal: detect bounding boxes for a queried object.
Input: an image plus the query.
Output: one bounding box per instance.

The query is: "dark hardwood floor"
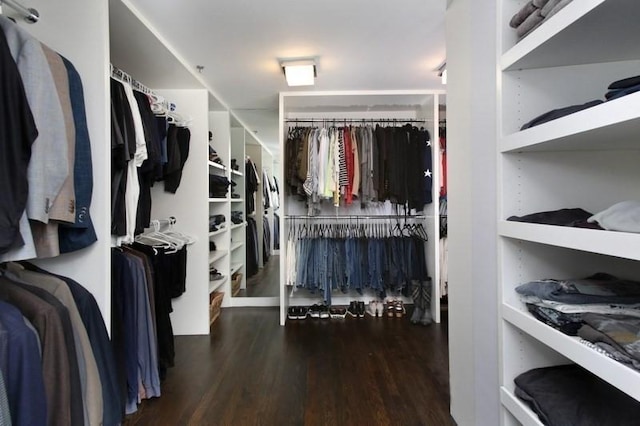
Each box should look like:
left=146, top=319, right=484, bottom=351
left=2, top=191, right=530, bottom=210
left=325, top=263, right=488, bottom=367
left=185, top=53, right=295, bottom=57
left=237, top=254, right=280, bottom=298
left=125, top=307, right=453, bottom=426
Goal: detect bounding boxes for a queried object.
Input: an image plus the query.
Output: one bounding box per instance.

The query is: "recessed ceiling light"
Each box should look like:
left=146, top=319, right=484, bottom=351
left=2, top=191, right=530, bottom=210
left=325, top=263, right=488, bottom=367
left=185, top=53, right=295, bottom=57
left=281, top=59, right=316, bottom=87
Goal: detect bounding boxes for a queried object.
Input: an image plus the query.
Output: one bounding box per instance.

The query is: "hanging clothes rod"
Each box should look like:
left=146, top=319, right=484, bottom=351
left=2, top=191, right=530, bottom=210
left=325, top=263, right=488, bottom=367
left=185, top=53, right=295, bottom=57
left=2, top=0, right=39, bottom=23
left=285, top=118, right=429, bottom=124
left=110, top=64, right=176, bottom=112
left=284, top=215, right=426, bottom=220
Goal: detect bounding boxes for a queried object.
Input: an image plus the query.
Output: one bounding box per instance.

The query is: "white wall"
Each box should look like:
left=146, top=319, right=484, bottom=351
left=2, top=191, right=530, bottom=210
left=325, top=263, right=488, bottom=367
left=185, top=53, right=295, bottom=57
left=446, top=0, right=500, bottom=424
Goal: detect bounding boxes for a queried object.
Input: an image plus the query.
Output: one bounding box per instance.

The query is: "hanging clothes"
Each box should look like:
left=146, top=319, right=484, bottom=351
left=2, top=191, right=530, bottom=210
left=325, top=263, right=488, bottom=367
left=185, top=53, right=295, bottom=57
left=0, top=16, right=97, bottom=261
left=246, top=217, right=259, bottom=277
left=245, top=158, right=259, bottom=215
left=285, top=221, right=430, bottom=305
left=263, top=216, right=271, bottom=264
left=20, top=262, right=122, bottom=426
left=285, top=124, right=432, bottom=214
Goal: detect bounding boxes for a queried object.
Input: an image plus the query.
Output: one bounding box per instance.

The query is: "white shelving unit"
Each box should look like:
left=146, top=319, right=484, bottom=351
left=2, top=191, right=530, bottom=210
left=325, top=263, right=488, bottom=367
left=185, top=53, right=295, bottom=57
left=278, top=91, right=444, bottom=325
left=497, top=0, right=640, bottom=424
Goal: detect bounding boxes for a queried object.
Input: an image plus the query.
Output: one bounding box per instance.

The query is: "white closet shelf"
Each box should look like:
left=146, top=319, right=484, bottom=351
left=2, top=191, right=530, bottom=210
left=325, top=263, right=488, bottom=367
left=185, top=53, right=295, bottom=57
left=208, top=197, right=228, bottom=203
left=230, top=263, right=243, bottom=275
left=498, top=221, right=640, bottom=261
left=503, top=303, right=640, bottom=401
left=231, top=198, right=244, bottom=203
left=500, top=93, right=640, bottom=153
left=230, top=242, right=244, bottom=251
left=209, top=276, right=227, bottom=294
left=501, top=0, right=640, bottom=71
left=230, top=222, right=246, bottom=230
left=208, top=161, right=226, bottom=171
left=209, top=227, right=227, bottom=237
left=209, top=251, right=228, bottom=264
left=500, top=387, right=543, bottom=426
left=231, top=170, right=243, bottom=177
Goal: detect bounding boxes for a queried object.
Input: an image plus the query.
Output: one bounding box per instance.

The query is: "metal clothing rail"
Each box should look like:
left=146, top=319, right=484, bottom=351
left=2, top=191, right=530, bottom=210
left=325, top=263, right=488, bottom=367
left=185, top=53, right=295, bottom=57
left=110, top=64, right=176, bottom=112
left=285, top=118, right=428, bottom=124
left=284, top=215, right=427, bottom=220
left=2, top=0, right=39, bottom=23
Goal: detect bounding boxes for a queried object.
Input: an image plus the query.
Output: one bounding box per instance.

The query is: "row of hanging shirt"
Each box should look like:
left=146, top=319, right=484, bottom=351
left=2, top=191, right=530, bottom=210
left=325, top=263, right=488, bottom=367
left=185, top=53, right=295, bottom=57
left=0, top=15, right=98, bottom=261
left=285, top=219, right=430, bottom=305
left=110, top=65, right=192, bottom=247
left=284, top=123, right=433, bottom=216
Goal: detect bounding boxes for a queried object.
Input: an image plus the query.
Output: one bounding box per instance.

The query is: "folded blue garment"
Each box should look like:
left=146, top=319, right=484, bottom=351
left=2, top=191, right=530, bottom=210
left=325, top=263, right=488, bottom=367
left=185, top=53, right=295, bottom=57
left=516, top=273, right=640, bottom=305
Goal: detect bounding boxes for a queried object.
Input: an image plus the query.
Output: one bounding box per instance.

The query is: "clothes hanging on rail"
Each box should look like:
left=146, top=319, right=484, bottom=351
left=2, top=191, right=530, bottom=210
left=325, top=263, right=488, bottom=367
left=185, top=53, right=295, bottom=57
left=246, top=217, right=259, bottom=277
left=110, top=73, right=191, bottom=245
left=285, top=222, right=430, bottom=305
left=285, top=124, right=432, bottom=215
left=263, top=216, right=271, bottom=264
left=245, top=158, right=260, bottom=215
left=20, top=262, right=122, bottom=426
left=273, top=213, right=280, bottom=250
left=0, top=262, right=121, bottom=426
left=0, top=16, right=97, bottom=261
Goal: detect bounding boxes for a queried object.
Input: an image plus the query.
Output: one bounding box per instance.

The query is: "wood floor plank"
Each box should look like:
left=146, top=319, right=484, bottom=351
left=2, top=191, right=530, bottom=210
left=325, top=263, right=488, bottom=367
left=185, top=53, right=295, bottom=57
left=124, top=307, right=454, bottom=425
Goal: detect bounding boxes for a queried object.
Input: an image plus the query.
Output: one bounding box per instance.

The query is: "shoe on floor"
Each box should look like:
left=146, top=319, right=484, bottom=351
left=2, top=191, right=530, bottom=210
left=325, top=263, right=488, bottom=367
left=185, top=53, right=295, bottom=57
left=411, top=306, right=423, bottom=324
left=367, top=301, right=378, bottom=317
left=357, top=301, right=366, bottom=318
left=330, top=307, right=347, bottom=319
left=287, top=307, right=298, bottom=320
left=319, top=304, right=330, bottom=319
left=309, top=304, right=321, bottom=319
left=347, top=301, right=359, bottom=318
left=297, top=306, right=309, bottom=320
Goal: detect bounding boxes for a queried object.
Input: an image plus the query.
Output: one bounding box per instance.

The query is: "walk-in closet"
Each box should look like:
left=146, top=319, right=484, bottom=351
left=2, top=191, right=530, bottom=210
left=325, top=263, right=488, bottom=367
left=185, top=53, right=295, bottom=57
left=278, top=91, right=445, bottom=325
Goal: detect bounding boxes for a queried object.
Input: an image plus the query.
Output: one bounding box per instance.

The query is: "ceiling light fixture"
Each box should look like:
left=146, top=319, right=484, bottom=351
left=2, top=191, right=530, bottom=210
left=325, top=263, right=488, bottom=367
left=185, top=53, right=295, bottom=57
left=281, top=59, right=316, bottom=87
left=437, top=62, right=447, bottom=85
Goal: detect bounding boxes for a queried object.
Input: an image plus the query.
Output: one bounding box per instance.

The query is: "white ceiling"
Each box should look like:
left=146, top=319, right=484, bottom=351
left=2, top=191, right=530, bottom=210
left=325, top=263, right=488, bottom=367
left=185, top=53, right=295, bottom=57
left=120, top=0, right=446, bottom=154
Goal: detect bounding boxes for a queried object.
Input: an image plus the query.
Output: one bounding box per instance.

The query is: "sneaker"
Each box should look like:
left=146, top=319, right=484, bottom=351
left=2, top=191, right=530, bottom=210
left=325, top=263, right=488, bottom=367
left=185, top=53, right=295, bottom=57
left=385, top=300, right=396, bottom=318
left=287, top=307, right=298, bottom=320
left=297, top=306, right=309, bottom=320
left=357, top=301, right=366, bottom=318
left=394, top=300, right=405, bottom=318
left=329, top=307, right=347, bottom=319
left=376, top=301, right=384, bottom=317
left=347, top=301, right=359, bottom=318
left=319, top=304, right=330, bottom=319
left=366, top=301, right=378, bottom=317
left=309, top=304, right=321, bottom=319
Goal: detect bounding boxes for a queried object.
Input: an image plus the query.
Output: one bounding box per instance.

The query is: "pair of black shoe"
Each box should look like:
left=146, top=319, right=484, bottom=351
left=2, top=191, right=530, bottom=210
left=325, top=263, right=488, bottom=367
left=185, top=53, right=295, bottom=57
left=288, top=306, right=308, bottom=320
left=348, top=301, right=366, bottom=318
left=308, top=304, right=330, bottom=319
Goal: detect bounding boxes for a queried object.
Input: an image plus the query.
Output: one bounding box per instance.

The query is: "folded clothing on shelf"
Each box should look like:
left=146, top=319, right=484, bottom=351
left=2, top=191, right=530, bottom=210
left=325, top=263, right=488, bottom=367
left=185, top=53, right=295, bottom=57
left=516, top=273, right=640, bottom=306
left=209, top=145, right=223, bottom=166
left=209, top=214, right=226, bottom=232
left=507, top=207, right=602, bottom=229
left=514, top=364, right=640, bottom=425
left=520, top=100, right=603, bottom=130
left=587, top=200, right=640, bottom=233
left=231, top=211, right=243, bottom=224
left=578, top=313, right=640, bottom=370
left=230, top=158, right=240, bottom=171
left=509, top=0, right=572, bottom=39
left=209, top=175, right=231, bottom=198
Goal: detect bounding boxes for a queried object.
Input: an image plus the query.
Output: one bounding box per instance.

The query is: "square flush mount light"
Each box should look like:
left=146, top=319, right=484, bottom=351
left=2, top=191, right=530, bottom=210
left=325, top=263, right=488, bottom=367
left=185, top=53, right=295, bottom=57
left=281, top=59, right=316, bottom=86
